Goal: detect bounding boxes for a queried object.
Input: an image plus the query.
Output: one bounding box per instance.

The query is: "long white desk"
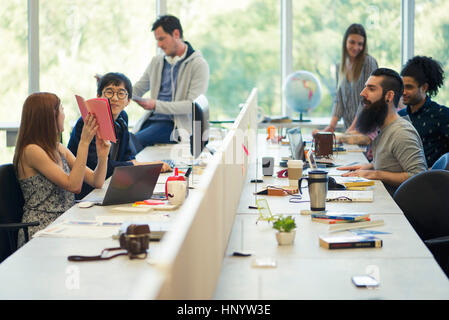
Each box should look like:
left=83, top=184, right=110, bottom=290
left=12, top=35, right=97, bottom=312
left=214, top=134, right=449, bottom=299
left=0, top=142, right=207, bottom=299
left=0, top=88, right=257, bottom=300
left=2, top=87, right=448, bottom=300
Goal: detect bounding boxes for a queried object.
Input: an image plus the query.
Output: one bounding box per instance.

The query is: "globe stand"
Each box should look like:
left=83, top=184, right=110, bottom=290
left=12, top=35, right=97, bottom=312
left=297, top=112, right=311, bottom=122
left=284, top=70, right=322, bottom=124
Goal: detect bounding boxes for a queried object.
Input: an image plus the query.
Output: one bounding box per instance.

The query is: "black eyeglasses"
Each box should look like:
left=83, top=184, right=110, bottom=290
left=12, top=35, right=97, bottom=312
left=103, top=88, right=128, bottom=100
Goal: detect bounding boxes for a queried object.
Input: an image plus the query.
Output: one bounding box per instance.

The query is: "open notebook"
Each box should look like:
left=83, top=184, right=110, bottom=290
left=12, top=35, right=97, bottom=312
left=326, top=190, right=374, bottom=202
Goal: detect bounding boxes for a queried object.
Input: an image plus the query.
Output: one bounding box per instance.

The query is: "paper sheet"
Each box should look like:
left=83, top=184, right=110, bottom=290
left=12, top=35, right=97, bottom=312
left=95, top=213, right=170, bottom=224
left=33, top=223, right=119, bottom=239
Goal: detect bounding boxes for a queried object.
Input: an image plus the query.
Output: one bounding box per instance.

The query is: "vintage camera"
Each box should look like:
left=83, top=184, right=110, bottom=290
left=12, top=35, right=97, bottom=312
left=67, top=223, right=151, bottom=262
left=119, top=224, right=151, bottom=259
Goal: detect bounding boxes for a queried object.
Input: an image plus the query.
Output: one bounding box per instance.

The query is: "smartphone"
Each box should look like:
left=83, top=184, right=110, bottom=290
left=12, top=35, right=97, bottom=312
left=352, top=275, right=379, bottom=288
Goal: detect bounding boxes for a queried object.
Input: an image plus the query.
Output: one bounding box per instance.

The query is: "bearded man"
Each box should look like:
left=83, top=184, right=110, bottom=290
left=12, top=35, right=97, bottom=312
left=338, top=68, right=427, bottom=195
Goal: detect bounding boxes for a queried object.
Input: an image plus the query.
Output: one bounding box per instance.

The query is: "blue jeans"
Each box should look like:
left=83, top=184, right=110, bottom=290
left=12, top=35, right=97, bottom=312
left=134, top=120, right=177, bottom=151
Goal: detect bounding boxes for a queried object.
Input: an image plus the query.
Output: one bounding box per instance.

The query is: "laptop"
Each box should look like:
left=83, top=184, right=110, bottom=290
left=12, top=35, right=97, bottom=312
left=85, top=163, right=163, bottom=206
left=287, top=127, right=305, bottom=161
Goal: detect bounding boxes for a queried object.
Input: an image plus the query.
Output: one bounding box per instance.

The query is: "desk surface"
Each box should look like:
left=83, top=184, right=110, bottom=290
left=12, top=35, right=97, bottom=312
left=1, top=132, right=448, bottom=300
left=0, top=143, right=202, bottom=300
left=214, top=136, right=449, bottom=299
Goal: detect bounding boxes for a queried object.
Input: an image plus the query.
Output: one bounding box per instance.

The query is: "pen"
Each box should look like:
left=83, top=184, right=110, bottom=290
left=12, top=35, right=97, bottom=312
left=66, top=221, right=97, bottom=225
left=101, top=222, right=122, bottom=226
left=184, top=167, right=192, bottom=178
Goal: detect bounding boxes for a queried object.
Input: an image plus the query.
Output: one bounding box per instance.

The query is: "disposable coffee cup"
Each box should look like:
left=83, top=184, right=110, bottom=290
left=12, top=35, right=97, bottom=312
left=262, top=157, right=274, bottom=176
left=166, top=180, right=187, bottom=205
left=288, top=160, right=303, bottom=187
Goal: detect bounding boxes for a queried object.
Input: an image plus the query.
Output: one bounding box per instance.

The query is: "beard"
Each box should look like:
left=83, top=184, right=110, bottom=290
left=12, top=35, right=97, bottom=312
left=355, top=94, right=389, bottom=135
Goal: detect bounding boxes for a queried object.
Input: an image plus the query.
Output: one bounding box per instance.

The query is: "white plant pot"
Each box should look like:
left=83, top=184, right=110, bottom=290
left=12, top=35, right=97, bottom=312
left=275, top=230, right=296, bottom=245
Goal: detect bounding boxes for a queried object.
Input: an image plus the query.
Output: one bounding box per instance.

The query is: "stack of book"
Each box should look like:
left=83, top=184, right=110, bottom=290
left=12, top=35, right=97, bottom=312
left=335, top=177, right=375, bottom=190
left=310, top=212, right=384, bottom=232
left=311, top=212, right=370, bottom=224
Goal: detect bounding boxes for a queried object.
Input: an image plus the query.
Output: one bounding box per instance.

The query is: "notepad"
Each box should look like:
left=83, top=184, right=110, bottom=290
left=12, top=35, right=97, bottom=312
left=326, top=190, right=373, bottom=202
left=328, top=219, right=384, bottom=232
left=33, top=222, right=119, bottom=239
left=334, top=176, right=375, bottom=187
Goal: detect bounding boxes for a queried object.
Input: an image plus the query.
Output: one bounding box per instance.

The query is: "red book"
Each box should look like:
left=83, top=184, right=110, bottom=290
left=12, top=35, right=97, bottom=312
left=75, top=95, right=116, bottom=143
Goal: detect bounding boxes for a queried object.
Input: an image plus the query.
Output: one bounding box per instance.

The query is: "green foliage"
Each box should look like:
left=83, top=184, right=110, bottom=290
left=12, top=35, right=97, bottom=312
left=2, top=0, right=449, bottom=162
left=272, top=215, right=296, bottom=233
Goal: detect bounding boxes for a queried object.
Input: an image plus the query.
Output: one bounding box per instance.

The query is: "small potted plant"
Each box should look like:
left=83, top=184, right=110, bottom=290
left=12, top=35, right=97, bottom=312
left=272, top=215, right=297, bottom=245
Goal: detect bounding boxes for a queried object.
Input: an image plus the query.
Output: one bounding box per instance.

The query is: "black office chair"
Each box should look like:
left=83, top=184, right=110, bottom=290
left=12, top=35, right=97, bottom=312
left=0, top=163, right=39, bottom=263
left=431, top=152, right=449, bottom=170
left=190, top=95, right=209, bottom=159
left=393, top=170, right=449, bottom=277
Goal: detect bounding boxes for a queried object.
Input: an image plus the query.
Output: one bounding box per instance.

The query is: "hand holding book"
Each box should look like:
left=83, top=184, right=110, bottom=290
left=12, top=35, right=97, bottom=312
left=79, top=113, right=99, bottom=145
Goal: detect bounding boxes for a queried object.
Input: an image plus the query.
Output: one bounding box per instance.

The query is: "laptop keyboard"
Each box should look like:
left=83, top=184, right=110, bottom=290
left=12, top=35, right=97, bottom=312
left=162, top=159, right=176, bottom=168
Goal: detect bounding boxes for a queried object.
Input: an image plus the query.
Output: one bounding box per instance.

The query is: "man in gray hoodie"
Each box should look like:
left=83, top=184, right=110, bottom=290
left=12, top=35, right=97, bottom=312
left=132, top=15, right=210, bottom=150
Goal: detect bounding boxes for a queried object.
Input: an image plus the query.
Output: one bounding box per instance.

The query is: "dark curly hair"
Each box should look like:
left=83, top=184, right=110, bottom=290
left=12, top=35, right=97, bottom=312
left=401, top=56, right=445, bottom=97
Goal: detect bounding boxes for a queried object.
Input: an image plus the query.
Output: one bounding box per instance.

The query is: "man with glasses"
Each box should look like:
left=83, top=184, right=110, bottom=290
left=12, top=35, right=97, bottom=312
left=68, top=72, right=171, bottom=200
left=131, top=15, right=209, bottom=150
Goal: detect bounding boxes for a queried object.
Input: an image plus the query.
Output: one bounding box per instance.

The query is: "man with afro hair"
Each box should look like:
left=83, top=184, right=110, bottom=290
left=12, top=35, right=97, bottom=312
left=399, top=56, right=449, bottom=167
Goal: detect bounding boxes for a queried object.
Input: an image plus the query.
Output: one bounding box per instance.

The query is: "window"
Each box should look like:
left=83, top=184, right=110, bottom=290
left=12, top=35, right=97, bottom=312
left=39, top=0, right=156, bottom=144
left=0, top=1, right=27, bottom=163
left=292, top=0, right=401, bottom=119
left=415, top=0, right=449, bottom=107
left=167, top=0, right=280, bottom=120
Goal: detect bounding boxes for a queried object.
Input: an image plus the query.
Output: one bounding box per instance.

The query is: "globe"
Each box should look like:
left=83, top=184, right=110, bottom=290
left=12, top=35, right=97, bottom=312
left=283, top=70, right=322, bottom=117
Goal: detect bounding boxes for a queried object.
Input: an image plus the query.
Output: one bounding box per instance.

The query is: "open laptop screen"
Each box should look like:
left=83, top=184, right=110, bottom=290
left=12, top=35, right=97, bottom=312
left=84, top=163, right=163, bottom=206
left=287, top=127, right=305, bottom=161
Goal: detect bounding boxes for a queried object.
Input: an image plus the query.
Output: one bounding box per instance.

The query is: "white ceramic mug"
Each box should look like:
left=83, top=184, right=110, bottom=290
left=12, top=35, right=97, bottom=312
left=262, top=157, right=275, bottom=176
left=166, top=180, right=187, bottom=205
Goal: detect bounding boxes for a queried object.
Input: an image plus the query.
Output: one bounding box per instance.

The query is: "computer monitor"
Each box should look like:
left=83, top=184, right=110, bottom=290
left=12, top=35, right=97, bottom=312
left=190, top=95, right=209, bottom=159
left=287, top=127, right=305, bottom=161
